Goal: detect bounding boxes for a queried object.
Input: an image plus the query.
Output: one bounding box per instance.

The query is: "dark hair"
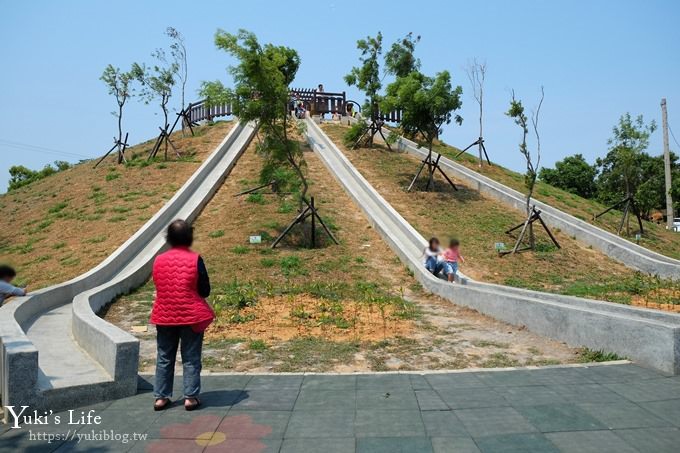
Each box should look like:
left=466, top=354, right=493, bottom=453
left=428, top=237, right=440, bottom=249
left=166, top=219, right=193, bottom=247
left=0, top=265, right=17, bottom=279
left=449, top=238, right=460, bottom=248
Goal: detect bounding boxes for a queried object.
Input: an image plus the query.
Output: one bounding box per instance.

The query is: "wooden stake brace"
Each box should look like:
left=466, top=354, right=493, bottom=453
left=235, top=180, right=278, bottom=197
left=352, top=118, right=393, bottom=152
left=148, top=125, right=181, bottom=160
left=407, top=149, right=458, bottom=192
left=94, top=132, right=129, bottom=168
left=593, top=195, right=644, bottom=236
left=271, top=196, right=339, bottom=249
left=454, top=136, right=491, bottom=165
left=500, top=206, right=561, bottom=255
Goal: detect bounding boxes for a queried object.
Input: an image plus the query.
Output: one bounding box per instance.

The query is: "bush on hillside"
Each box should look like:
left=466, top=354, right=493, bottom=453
left=8, top=160, right=72, bottom=192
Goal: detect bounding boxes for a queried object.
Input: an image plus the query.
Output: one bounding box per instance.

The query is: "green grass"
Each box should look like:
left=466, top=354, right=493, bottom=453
left=279, top=255, right=307, bottom=276
left=578, top=348, right=625, bottom=363
left=231, top=245, right=249, bottom=255
left=208, top=229, right=225, bottom=239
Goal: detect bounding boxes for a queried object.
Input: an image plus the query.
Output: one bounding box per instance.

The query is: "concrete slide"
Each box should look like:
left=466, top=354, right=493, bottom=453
left=304, top=118, right=680, bottom=375
left=0, top=121, right=257, bottom=413
left=391, top=133, right=680, bottom=280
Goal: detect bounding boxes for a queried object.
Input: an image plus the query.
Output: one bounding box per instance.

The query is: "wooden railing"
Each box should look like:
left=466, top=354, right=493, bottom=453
left=186, top=99, right=234, bottom=125
left=290, top=88, right=346, bottom=114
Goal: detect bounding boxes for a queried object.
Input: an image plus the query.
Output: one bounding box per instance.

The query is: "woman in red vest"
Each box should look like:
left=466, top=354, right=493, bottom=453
left=150, top=219, right=214, bottom=411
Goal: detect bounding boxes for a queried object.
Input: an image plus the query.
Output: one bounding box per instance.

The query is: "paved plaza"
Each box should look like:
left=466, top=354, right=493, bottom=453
left=1, top=363, right=679, bottom=452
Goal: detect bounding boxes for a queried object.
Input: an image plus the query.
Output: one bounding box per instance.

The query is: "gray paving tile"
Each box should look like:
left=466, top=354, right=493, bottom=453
left=515, top=404, right=606, bottom=433
left=431, top=436, right=481, bottom=453
left=220, top=410, right=291, bottom=438
left=144, top=411, right=223, bottom=439
left=545, top=430, right=638, bottom=453
left=409, top=374, right=432, bottom=390
left=355, top=410, right=425, bottom=437
left=455, top=407, right=537, bottom=438
left=204, top=438, right=282, bottom=452
left=614, top=427, right=680, bottom=453
left=356, top=436, right=433, bottom=452
left=285, top=410, right=355, bottom=438
left=547, top=383, right=628, bottom=404
left=493, top=385, right=566, bottom=406
left=246, top=375, right=303, bottom=390
left=356, top=389, right=419, bottom=410
left=230, top=389, right=299, bottom=411
left=421, top=410, right=469, bottom=437
left=474, top=432, right=559, bottom=453
left=416, top=390, right=449, bottom=411
left=198, top=389, right=250, bottom=409
left=199, top=374, right=253, bottom=391
left=436, top=387, right=508, bottom=409
left=106, top=392, right=157, bottom=411
left=639, top=398, right=680, bottom=426
left=302, top=375, right=357, bottom=390
left=523, top=368, right=596, bottom=386
left=55, top=438, right=137, bottom=452
left=356, top=374, right=413, bottom=389
left=577, top=401, right=673, bottom=429
left=130, top=438, right=204, bottom=452
left=93, top=408, right=162, bottom=435
left=426, top=373, right=488, bottom=390
left=281, top=437, right=355, bottom=453
left=474, top=370, right=545, bottom=387
left=605, top=379, right=680, bottom=402
left=583, top=364, right=667, bottom=383
left=294, top=389, right=357, bottom=411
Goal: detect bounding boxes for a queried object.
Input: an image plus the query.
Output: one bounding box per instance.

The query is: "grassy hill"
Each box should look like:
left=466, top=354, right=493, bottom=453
left=430, top=141, right=680, bottom=261
left=323, top=123, right=679, bottom=309
left=0, top=121, right=233, bottom=290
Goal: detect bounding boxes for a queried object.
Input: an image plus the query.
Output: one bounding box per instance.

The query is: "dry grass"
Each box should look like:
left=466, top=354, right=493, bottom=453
left=0, top=121, right=233, bottom=290
left=322, top=123, right=680, bottom=307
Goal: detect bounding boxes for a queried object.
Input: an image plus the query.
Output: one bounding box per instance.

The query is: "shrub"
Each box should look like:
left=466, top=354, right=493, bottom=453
left=8, top=161, right=71, bottom=191
left=343, top=118, right=369, bottom=148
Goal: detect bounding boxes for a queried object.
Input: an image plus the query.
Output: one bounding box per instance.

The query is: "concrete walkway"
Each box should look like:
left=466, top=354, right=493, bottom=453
left=2, top=364, right=679, bottom=452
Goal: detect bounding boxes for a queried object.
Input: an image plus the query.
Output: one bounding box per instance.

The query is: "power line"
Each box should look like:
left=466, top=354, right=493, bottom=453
left=0, top=138, right=91, bottom=160
left=669, top=125, right=680, bottom=150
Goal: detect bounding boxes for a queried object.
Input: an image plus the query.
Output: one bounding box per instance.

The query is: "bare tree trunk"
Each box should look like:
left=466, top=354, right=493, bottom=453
left=117, top=103, right=124, bottom=164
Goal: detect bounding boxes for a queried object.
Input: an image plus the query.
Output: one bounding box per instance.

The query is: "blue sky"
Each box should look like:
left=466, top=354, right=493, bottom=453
left=1, top=0, right=679, bottom=192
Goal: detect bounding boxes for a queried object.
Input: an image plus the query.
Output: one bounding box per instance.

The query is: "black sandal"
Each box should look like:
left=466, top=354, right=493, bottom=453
left=154, top=398, right=171, bottom=411
left=184, top=397, right=201, bottom=411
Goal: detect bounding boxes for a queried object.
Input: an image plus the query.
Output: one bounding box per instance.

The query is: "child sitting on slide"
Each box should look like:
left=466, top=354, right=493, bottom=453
left=423, top=237, right=443, bottom=275
left=442, top=238, right=465, bottom=282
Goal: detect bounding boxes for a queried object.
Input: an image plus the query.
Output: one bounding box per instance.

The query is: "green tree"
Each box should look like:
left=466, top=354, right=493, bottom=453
left=596, top=113, right=657, bottom=207
left=506, top=88, right=544, bottom=218
left=100, top=64, right=135, bottom=163
left=199, top=29, right=306, bottom=206
left=345, top=32, right=383, bottom=146
left=382, top=70, right=462, bottom=156
left=539, top=154, right=597, bottom=199
left=132, top=56, right=178, bottom=132
left=384, top=32, right=420, bottom=78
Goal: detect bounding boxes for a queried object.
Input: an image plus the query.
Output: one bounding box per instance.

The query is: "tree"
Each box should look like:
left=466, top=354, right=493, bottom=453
left=384, top=32, right=420, bottom=78
left=199, top=29, right=306, bottom=205
left=383, top=70, right=462, bottom=154
left=165, top=27, right=188, bottom=111
left=100, top=64, right=135, bottom=163
left=465, top=59, right=487, bottom=166
left=345, top=32, right=383, bottom=146
left=596, top=113, right=657, bottom=207
left=505, top=88, right=547, bottom=251
left=539, top=154, right=597, bottom=199
left=132, top=56, right=178, bottom=133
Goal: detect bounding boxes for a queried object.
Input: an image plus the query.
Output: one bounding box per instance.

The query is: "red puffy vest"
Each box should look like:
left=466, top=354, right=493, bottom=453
left=150, top=247, right=215, bottom=326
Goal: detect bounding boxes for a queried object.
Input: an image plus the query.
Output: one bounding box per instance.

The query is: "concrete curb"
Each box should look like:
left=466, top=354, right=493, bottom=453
left=306, top=118, right=680, bottom=375
left=0, top=121, right=257, bottom=413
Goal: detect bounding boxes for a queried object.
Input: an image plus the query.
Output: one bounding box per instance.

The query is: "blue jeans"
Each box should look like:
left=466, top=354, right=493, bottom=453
left=425, top=256, right=443, bottom=275
left=154, top=325, right=204, bottom=399
left=443, top=261, right=458, bottom=277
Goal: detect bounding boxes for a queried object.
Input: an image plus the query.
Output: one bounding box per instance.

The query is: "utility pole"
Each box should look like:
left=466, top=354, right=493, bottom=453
left=661, top=98, right=674, bottom=229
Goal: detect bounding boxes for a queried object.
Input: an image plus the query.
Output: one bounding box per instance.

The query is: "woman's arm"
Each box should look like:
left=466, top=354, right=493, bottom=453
left=197, top=256, right=211, bottom=298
